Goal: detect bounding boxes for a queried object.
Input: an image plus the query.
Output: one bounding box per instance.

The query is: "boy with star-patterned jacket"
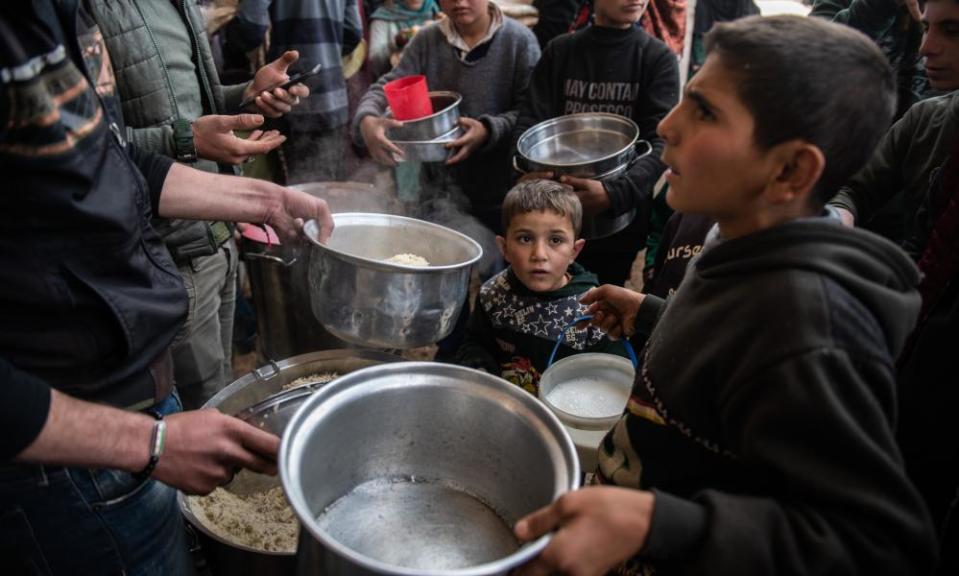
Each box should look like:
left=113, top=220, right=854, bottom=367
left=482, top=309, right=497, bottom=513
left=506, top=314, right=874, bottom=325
left=456, top=180, right=631, bottom=394
left=457, top=263, right=629, bottom=395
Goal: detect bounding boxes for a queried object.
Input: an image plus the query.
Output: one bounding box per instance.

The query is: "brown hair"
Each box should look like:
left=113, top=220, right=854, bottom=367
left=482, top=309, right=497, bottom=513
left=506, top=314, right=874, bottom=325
left=706, top=15, right=896, bottom=205
left=501, top=179, right=583, bottom=237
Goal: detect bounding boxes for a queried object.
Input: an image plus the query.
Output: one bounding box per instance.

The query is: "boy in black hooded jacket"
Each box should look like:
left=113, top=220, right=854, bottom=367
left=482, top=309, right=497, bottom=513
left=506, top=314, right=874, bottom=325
left=512, top=15, right=938, bottom=576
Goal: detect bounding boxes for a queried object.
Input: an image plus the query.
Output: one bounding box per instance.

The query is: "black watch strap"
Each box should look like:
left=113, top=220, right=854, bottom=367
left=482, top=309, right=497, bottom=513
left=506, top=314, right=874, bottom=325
left=172, top=119, right=197, bottom=163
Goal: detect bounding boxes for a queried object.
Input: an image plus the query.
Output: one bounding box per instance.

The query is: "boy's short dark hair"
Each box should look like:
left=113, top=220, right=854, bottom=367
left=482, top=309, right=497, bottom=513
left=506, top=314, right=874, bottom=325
left=502, top=179, right=583, bottom=237
left=705, top=15, right=896, bottom=206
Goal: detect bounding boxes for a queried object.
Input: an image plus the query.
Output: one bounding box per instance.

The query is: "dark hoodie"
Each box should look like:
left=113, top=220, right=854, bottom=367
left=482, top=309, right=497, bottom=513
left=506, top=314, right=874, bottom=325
left=597, top=217, right=938, bottom=574
left=455, top=262, right=628, bottom=396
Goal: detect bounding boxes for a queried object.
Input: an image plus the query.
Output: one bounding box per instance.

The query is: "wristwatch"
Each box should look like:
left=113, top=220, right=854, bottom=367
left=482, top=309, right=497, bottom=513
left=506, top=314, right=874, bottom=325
left=172, top=118, right=197, bottom=163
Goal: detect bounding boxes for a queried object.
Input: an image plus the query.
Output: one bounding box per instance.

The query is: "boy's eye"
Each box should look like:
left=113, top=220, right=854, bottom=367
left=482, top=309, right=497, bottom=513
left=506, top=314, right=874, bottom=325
left=517, top=234, right=532, bottom=243
left=550, top=236, right=565, bottom=245
left=695, top=103, right=715, bottom=121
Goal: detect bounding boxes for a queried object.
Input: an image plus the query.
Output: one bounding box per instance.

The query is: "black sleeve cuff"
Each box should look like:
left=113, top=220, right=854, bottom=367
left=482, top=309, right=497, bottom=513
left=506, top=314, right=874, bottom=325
left=1, top=359, right=52, bottom=461
left=642, top=489, right=708, bottom=560
left=634, top=294, right=666, bottom=336
left=127, top=144, right=174, bottom=216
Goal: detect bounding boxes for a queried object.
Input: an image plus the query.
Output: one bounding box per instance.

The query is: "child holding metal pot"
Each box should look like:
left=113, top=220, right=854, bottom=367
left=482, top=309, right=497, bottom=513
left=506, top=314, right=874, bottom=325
left=511, top=15, right=939, bottom=576
left=511, top=0, right=679, bottom=287
left=454, top=179, right=630, bottom=394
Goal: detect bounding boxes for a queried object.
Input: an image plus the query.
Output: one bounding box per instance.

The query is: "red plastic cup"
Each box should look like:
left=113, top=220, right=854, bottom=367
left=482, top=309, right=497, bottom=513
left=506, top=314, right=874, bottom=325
left=383, top=75, right=433, bottom=121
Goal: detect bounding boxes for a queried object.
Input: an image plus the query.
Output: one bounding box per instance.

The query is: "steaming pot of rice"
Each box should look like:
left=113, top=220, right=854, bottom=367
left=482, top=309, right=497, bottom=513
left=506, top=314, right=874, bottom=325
left=304, top=213, right=482, bottom=348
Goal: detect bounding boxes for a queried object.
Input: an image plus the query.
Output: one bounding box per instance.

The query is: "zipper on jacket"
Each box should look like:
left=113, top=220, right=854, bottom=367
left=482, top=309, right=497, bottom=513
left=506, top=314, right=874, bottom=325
left=131, top=0, right=182, bottom=120
left=177, top=0, right=219, bottom=115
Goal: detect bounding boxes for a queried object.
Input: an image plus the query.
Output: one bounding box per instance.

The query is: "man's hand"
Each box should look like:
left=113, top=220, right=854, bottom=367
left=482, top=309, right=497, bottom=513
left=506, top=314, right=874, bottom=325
left=514, top=487, right=655, bottom=576
left=360, top=115, right=406, bottom=166
left=580, top=284, right=645, bottom=339
left=560, top=175, right=611, bottom=215
left=446, top=117, right=489, bottom=164
left=193, top=114, right=286, bottom=164
left=154, top=409, right=280, bottom=495
left=243, top=50, right=310, bottom=118
left=265, top=185, right=336, bottom=244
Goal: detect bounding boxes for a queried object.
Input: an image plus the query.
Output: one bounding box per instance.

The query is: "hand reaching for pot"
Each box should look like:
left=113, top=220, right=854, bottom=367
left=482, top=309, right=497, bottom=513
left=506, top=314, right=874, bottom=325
left=579, top=284, right=646, bottom=340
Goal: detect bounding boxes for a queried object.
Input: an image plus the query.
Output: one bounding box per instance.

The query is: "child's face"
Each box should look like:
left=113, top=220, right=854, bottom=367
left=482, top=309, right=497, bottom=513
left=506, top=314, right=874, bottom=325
left=657, top=54, right=772, bottom=221
left=593, top=0, right=649, bottom=28
left=920, top=0, right=959, bottom=91
left=439, top=0, right=488, bottom=30
left=496, top=210, right=585, bottom=293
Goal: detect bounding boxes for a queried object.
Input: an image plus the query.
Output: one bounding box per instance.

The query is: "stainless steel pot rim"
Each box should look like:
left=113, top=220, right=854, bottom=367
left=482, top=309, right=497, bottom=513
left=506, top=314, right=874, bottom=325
left=386, top=90, right=463, bottom=123
left=304, top=213, right=482, bottom=272
left=391, top=125, right=462, bottom=145
left=517, top=113, right=640, bottom=168
left=539, top=353, right=635, bottom=430
left=280, top=362, right=579, bottom=576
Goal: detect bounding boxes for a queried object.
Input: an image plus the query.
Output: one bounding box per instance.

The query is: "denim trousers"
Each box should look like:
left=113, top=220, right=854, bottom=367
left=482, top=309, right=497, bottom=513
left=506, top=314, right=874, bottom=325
left=0, top=394, right=194, bottom=575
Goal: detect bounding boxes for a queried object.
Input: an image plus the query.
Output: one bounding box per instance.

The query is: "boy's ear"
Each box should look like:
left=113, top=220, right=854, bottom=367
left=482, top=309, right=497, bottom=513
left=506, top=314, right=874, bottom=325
left=572, top=238, right=585, bottom=261
left=766, top=141, right=825, bottom=206
left=495, top=235, right=508, bottom=261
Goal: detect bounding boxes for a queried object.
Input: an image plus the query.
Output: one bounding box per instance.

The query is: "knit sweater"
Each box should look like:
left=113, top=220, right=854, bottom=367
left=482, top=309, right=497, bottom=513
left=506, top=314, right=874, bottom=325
left=229, top=0, right=363, bottom=131
left=456, top=263, right=629, bottom=395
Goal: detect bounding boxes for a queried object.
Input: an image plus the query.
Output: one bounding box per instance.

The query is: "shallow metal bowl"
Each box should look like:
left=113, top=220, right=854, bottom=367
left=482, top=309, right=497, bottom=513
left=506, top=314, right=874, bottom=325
left=304, top=213, right=482, bottom=349
left=386, top=91, right=462, bottom=141
left=392, top=126, right=462, bottom=163
left=516, top=113, right=640, bottom=178
left=281, top=362, right=581, bottom=575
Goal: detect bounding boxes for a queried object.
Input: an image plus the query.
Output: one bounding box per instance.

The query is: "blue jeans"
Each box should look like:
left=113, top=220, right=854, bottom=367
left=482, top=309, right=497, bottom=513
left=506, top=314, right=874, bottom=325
left=0, top=394, right=194, bottom=575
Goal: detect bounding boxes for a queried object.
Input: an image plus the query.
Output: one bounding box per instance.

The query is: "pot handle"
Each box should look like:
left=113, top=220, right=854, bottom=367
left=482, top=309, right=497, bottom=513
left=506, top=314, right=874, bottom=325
left=634, top=139, right=653, bottom=160
left=243, top=251, right=298, bottom=267
left=546, top=314, right=638, bottom=369
left=511, top=155, right=527, bottom=175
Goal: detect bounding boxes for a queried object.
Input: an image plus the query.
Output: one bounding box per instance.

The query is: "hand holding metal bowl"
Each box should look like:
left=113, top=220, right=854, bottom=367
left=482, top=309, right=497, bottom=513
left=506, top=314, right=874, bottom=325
left=514, top=113, right=653, bottom=239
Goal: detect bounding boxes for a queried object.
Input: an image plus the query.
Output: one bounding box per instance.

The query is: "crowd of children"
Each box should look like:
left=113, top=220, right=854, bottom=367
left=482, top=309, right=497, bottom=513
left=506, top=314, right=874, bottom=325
left=4, top=0, right=958, bottom=574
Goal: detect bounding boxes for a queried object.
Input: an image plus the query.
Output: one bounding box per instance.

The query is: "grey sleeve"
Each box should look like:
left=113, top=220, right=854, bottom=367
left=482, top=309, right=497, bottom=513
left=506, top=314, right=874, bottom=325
left=125, top=125, right=176, bottom=159
left=478, top=29, right=542, bottom=152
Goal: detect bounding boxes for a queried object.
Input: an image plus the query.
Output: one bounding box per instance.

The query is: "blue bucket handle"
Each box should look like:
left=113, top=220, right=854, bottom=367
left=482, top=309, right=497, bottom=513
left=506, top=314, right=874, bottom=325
left=546, top=314, right=638, bottom=369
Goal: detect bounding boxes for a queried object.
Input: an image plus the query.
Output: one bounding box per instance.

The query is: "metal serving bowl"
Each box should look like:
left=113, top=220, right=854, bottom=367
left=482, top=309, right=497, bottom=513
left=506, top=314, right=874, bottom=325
left=391, top=126, right=463, bottom=164
left=515, top=113, right=645, bottom=178
left=515, top=113, right=654, bottom=239
left=386, top=91, right=462, bottom=141
left=281, top=362, right=581, bottom=576
left=304, top=213, right=482, bottom=349
left=178, top=349, right=402, bottom=576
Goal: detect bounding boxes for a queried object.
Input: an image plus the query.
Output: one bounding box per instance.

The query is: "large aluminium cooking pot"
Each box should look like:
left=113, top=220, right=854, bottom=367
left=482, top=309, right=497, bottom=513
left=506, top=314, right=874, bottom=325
left=178, top=349, right=403, bottom=576
left=281, top=362, right=581, bottom=576
left=304, top=213, right=482, bottom=349
left=242, top=182, right=404, bottom=362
